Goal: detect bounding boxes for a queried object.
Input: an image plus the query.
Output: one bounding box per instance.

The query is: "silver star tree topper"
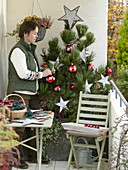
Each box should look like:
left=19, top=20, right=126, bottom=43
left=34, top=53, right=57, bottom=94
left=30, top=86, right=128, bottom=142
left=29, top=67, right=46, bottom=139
left=58, top=5, right=83, bottom=29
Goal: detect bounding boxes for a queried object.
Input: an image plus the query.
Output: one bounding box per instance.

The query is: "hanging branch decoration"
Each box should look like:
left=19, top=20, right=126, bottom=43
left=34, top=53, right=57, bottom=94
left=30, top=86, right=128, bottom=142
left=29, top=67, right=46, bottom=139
left=6, top=15, right=53, bottom=42
left=55, top=97, right=69, bottom=113
left=84, top=80, right=93, bottom=93
left=58, top=5, right=83, bottom=29
left=98, top=74, right=110, bottom=88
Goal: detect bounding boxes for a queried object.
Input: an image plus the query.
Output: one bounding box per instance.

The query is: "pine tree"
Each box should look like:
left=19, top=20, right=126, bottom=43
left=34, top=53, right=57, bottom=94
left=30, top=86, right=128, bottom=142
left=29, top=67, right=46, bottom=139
left=39, top=22, right=112, bottom=121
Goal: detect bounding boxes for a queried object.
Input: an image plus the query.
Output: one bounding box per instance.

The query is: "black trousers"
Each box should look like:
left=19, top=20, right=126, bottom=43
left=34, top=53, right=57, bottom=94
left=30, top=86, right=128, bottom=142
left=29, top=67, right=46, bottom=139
left=10, top=93, right=40, bottom=162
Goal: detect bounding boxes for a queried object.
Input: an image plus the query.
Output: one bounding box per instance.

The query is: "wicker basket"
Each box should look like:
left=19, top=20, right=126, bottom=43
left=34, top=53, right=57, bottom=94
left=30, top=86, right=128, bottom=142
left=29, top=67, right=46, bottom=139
left=3, top=94, right=27, bottom=119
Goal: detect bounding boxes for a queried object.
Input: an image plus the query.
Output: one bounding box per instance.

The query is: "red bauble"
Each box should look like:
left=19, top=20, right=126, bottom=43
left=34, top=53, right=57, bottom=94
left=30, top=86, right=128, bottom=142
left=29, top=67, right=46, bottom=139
left=66, top=45, right=73, bottom=53
left=87, top=64, right=94, bottom=71
left=70, top=83, right=76, bottom=89
left=95, top=82, right=101, bottom=90
left=41, top=63, right=47, bottom=67
left=85, top=124, right=91, bottom=127
left=85, top=124, right=99, bottom=129
left=68, top=64, right=77, bottom=73
left=54, top=85, right=60, bottom=92
left=106, top=68, right=112, bottom=76
left=46, top=75, right=55, bottom=83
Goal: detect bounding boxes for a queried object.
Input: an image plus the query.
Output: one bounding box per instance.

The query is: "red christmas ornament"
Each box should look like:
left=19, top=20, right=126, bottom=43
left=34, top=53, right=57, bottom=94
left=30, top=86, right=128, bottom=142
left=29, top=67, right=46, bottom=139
left=41, top=63, right=47, bottom=67
left=46, top=75, right=55, bottom=83
left=95, top=82, right=101, bottom=90
left=106, top=68, right=112, bottom=76
left=87, top=64, right=94, bottom=71
left=85, top=124, right=99, bottom=129
left=70, top=83, right=76, bottom=89
left=66, top=45, right=73, bottom=53
left=68, top=64, right=77, bottom=73
left=54, top=85, right=60, bottom=92
left=85, top=124, right=90, bottom=127
left=95, top=125, right=99, bottom=129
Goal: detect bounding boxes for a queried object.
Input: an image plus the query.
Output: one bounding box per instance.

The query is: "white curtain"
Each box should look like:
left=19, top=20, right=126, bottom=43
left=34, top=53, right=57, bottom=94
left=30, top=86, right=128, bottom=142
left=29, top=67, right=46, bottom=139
left=0, top=0, right=7, bottom=98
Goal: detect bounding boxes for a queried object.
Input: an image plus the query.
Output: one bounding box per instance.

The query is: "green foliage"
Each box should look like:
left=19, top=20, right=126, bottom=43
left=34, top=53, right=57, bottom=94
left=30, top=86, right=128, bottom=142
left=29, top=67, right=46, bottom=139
left=116, top=9, right=128, bottom=67
left=42, top=37, right=61, bottom=62
left=107, top=59, right=114, bottom=69
left=60, top=29, right=77, bottom=45
left=84, top=32, right=95, bottom=48
left=116, top=65, right=128, bottom=100
left=76, top=24, right=88, bottom=38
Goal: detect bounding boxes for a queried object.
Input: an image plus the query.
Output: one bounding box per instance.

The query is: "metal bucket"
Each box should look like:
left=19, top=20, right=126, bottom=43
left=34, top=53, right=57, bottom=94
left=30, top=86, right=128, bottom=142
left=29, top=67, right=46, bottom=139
left=36, top=28, right=46, bottom=42
left=75, top=137, right=92, bottom=164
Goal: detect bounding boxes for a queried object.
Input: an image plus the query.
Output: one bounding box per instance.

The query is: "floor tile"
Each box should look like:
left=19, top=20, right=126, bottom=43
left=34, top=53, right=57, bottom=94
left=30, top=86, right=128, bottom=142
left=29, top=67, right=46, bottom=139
left=55, top=161, right=67, bottom=167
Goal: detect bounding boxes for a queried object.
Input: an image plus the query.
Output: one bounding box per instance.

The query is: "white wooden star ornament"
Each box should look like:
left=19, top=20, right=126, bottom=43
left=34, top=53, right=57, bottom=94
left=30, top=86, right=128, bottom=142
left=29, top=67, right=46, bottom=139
left=98, top=74, right=110, bottom=87
left=80, top=49, right=90, bottom=63
left=55, top=97, right=69, bottom=113
left=58, top=5, right=83, bottom=29
left=85, top=80, right=93, bottom=93
left=49, top=57, right=63, bottom=69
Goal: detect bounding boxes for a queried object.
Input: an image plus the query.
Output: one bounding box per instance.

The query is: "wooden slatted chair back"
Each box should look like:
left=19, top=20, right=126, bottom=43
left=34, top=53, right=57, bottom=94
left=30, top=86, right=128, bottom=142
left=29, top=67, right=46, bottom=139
left=76, top=91, right=110, bottom=128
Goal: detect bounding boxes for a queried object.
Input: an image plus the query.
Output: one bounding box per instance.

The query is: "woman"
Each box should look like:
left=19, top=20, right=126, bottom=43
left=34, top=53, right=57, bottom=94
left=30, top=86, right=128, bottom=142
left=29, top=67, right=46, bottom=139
left=7, top=20, right=52, bottom=169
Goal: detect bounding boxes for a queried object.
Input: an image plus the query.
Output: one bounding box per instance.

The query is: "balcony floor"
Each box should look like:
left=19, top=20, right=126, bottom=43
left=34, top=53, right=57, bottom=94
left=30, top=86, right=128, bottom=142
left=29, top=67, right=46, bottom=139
left=12, top=161, right=97, bottom=170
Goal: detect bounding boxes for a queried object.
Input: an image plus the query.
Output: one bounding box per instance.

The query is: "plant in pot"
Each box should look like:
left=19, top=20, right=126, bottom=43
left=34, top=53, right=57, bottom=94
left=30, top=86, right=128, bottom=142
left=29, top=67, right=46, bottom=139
left=6, top=14, right=53, bottom=42
left=0, top=106, right=20, bottom=170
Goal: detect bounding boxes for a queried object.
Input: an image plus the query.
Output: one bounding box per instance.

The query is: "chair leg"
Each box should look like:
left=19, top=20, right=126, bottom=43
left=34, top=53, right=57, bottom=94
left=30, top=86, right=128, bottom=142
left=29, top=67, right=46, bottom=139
left=67, top=135, right=80, bottom=170
left=97, top=138, right=106, bottom=170
left=70, top=136, right=79, bottom=170
left=67, top=147, right=73, bottom=170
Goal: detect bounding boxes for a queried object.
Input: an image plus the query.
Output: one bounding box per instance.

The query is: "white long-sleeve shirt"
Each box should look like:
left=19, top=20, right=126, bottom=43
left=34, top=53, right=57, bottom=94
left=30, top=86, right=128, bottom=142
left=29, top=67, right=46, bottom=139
left=10, top=48, right=43, bottom=95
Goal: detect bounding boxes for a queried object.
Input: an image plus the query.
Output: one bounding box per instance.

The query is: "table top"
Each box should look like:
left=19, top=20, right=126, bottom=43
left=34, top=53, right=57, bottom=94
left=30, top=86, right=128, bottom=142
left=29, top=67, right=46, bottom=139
left=7, top=112, right=54, bottom=128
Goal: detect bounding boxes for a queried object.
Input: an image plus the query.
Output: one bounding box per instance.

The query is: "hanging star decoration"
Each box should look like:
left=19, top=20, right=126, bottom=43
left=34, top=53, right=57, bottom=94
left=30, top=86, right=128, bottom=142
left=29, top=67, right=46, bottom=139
left=58, top=5, right=83, bottom=29
left=80, top=49, right=90, bottom=63
left=85, top=80, right=93, bottom=93
left=55, top=97, right=69, bottom=113
left=98, top=74, right=110, bottom=88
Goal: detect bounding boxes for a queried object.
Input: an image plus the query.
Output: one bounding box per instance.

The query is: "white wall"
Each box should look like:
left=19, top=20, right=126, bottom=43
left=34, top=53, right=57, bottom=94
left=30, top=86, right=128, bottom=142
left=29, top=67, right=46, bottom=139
left=109, top=91, right=127, bottom=159
left=6, top=0, right=108, bottom=68
left=0, top=0, right=7, bottom=98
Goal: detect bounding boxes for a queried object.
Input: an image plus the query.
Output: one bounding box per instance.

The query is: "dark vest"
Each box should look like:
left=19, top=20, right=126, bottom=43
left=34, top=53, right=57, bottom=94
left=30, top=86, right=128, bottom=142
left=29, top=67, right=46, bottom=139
left=7, top=39, right=39, bottom=94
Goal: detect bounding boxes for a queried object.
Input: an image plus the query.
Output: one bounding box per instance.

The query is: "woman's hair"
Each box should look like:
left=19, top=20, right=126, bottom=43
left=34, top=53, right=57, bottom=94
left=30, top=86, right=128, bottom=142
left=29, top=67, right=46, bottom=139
left=19, top=20, right=39, bottom=39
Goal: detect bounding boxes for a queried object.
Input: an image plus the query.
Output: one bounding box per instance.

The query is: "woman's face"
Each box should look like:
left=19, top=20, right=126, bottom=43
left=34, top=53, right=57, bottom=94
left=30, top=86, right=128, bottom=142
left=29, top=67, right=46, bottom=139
left=24, top=26, right=38, bottom=44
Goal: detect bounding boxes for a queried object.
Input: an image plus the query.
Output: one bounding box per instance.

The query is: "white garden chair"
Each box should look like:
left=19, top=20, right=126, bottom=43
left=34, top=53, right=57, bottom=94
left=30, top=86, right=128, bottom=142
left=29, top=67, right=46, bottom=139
left=63, top=91, right=110, bottom=170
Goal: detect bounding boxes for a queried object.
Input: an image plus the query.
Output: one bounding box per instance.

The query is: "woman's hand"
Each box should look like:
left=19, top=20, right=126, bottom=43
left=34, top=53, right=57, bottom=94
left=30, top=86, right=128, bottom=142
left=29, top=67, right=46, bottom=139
left=42, top=69, right=52, bottom=77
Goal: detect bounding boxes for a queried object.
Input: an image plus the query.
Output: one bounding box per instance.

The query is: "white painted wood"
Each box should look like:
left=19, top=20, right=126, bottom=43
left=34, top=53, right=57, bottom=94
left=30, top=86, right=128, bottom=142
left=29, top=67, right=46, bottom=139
left=81, top=100, right=108, bottom=106
left=78, top=120, right=106, bottom=126
left=80, top=107, right=107, bottom=112
left=79, top=113, right=107, bottom=119
left=82, top=93, right=108, bottom=99
left=67, top=91, right=110, bottom=170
